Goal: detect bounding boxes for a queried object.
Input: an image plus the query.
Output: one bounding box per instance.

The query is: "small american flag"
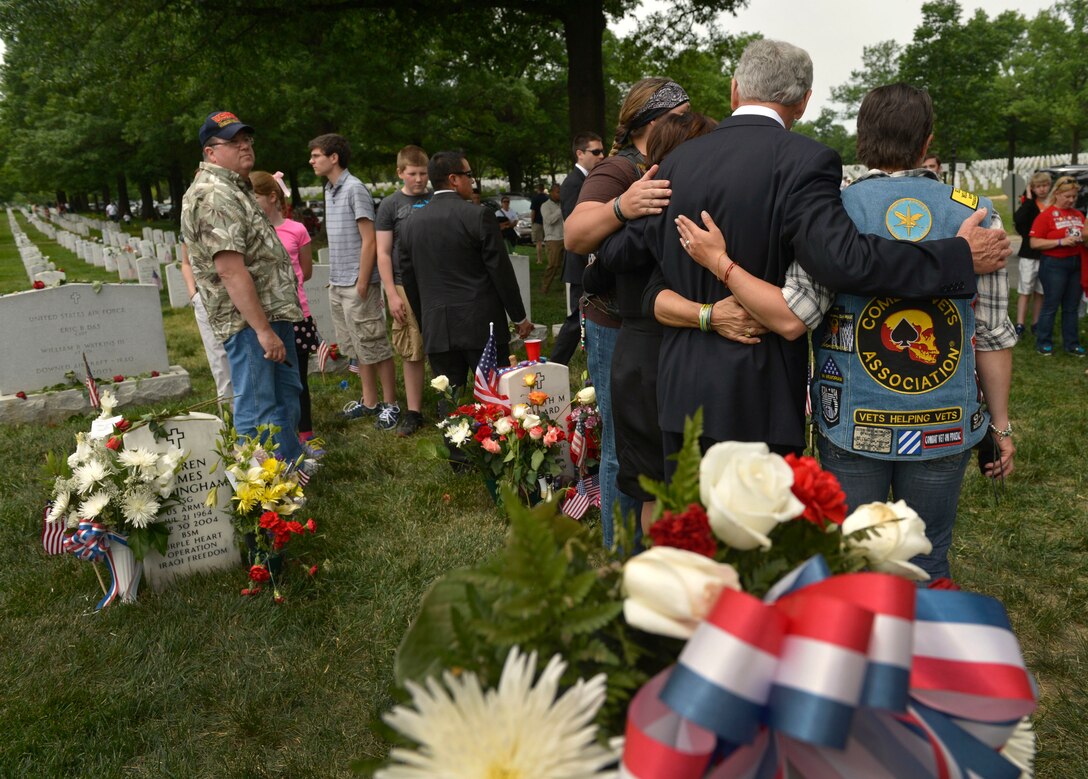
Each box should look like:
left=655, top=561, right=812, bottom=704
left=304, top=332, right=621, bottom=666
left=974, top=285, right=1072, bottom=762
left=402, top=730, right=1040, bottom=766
left=569, top=415, right=586, bottom=467
left=474, top=324, right=509, bottom=407
left=561, top=474, right=600, bottom=520
left=348, top=359, right=360, bottom=375
left=42, top=503, right=67, bottom=555
left=317, top=340, right=330, bottom=373
left=82, top=352, right=100, bottom=410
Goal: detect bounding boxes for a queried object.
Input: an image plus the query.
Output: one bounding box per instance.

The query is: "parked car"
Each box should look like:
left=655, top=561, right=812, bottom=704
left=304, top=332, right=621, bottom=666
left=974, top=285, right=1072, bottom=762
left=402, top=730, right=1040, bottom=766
left=1039, top=164, right=1088, bottom=214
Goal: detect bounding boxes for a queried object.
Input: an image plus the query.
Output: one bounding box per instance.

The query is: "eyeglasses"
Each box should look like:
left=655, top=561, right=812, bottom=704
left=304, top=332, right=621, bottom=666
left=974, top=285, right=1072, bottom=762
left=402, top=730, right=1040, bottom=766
left=208, top=135, right=254, bottom=149
left=581, top=148, right=604, bottom=156
left=453, top=170, right=475, bottom=179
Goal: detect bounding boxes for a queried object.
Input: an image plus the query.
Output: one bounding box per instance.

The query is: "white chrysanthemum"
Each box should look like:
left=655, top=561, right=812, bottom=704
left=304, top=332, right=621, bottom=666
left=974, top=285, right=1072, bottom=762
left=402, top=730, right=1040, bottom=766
left=118, top=447, right=160, bottom=477
left=445, top=420, right=472, bottom=448
left=1001, top=717, right=1036, bottom=778
left=73, top=459, right=110, bottom=494
left=121, top=488, right=161, bottom=528
left=47, top=490, right=70, bottom=524
left=98, top=390, right=118, bottom=417
left=378, top=647, right=613, bottom=779
left=78, top=492, right=112, bottom=520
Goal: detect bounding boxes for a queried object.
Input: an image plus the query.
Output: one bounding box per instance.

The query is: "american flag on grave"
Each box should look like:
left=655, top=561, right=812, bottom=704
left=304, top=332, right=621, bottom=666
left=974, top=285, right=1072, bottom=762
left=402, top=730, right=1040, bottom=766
left=317, top=340, right=331, bottom=373
left=41, top=503, right=68, bottom=556
left=82, top=352, right=100, bottom=410
left=561, top=474, right=600, bottom=520
left=474, top=324, right=509, bottom=408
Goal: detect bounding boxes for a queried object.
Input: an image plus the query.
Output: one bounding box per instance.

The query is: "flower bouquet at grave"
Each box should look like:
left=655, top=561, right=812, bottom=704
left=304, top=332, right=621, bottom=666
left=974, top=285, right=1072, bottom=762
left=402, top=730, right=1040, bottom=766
left=377, top=409, right=1037, bottom=778
left=428, top=375, right=567, bottom=506
left=566, top=385, right=602, bottom=475
left=43, top=389, right=186, bottom=609
left=209, top=422, right=315, bottom=602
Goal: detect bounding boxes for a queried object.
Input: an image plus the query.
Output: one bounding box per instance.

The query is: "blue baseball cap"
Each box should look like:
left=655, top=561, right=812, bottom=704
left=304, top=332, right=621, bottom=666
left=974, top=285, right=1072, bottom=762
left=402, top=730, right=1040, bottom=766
left=198, top=111, right=254, bottom=147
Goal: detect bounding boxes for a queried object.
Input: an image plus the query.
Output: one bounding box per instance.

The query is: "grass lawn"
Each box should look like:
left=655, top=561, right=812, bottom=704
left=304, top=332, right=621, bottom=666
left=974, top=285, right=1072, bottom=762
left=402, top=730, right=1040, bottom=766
left=1, top=206, right=1086, bottom=777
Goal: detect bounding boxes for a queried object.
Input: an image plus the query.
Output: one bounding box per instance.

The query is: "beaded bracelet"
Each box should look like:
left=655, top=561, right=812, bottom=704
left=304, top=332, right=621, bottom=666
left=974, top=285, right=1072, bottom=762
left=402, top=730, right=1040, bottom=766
left=698, top=303, right=713, bottom=332
left=989, top=422, right=1013, bottom=438
left=613, top=196, right=629, bottom=223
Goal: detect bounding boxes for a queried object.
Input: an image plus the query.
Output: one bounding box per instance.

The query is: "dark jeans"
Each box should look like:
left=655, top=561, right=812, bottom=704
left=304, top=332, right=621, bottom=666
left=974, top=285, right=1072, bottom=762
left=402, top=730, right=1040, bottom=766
left=818, top=436, right=972, bottom=581
left=551, top=284, right=582, bottom=366
left=1036, top=254, right=1083, bottom=351
left=295, top=339, right=312, bottom=435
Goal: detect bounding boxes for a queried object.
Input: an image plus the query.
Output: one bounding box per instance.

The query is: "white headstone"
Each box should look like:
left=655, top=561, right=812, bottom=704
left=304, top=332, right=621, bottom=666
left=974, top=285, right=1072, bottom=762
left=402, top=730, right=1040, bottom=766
left=103, top=248, right=118, bottom=272
left=164, top=231, right=177, bottom=246
left=302, top=263, right=335, bottom=352
left=34, top=270, right=66, bottom=286
left=0, top=283, right=171, bottom=394
left=317, top=247, right=329, bottom=264
left=136, top=257, right=163, bottom=289
left=498, top=360, right=574, bottom=475
left=124, top=413, right=241, bottom=591
left=508, top=253, right=532, bottom=324
left=157, top=245, right=172, bottom=265
left=165, top=263, right=190, bottom=308
left=152, top=229, right=164, bottom=245
left=142, top=226, right=153, bottom=242
left=116, top=252, right=139, bottom=281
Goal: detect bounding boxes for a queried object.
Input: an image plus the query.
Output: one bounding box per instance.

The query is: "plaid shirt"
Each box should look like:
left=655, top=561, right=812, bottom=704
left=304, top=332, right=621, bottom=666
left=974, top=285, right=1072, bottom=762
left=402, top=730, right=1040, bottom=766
left=783, top=168, right=1016, bottom=352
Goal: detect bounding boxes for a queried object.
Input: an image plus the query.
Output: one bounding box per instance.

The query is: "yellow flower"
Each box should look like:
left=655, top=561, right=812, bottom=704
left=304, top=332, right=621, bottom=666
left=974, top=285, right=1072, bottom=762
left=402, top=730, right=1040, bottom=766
left=523, top=373, right=536, bottom=387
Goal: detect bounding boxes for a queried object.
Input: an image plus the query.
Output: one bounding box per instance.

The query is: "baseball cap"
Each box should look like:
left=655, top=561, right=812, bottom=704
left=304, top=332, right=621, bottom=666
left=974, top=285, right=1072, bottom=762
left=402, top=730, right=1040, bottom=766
left=199, top=111, right=255, bottom=147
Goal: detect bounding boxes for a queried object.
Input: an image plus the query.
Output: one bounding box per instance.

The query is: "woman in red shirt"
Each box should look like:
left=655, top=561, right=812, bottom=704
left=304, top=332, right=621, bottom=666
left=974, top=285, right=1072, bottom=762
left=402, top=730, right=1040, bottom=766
left=1029, top=175, right=1087, bottom=356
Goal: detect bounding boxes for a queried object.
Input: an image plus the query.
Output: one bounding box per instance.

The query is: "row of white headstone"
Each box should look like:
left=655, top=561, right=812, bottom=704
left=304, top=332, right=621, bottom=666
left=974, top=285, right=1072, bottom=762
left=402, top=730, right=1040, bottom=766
left=843, top=152, right=1076, bottom=192
left=8, top=209, right=65, bottom=286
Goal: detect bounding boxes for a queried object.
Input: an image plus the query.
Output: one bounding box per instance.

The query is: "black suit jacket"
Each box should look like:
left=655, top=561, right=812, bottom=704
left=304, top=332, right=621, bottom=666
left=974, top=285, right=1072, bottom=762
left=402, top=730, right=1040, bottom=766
left=559, top=166, right=588, bottom=284
left=637, top=114, right=977, bottom=448
left=399, top=192, right=526, bottom=354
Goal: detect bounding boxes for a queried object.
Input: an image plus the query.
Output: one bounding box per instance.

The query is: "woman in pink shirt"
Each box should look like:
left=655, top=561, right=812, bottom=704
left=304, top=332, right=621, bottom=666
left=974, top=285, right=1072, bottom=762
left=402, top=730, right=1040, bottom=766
left=252, top=170, right=319, bottom=441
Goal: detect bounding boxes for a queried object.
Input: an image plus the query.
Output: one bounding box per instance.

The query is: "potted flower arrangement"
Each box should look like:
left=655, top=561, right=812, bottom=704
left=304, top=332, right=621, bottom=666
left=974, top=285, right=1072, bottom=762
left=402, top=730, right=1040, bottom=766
left=377, top=411, right=1037, bottom=778
left=44, top=390, right=186, bottom=609
left=210, top=422, right=315, bottom=603
left=429, top=375, right=567, bottom=506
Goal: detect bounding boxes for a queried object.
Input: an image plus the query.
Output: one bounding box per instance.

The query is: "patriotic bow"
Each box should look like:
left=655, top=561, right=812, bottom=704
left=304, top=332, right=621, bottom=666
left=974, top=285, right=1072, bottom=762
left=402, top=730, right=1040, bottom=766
left=621, top=556, right=1036, bottom=779
left=63, top=520, right=113, bottom=561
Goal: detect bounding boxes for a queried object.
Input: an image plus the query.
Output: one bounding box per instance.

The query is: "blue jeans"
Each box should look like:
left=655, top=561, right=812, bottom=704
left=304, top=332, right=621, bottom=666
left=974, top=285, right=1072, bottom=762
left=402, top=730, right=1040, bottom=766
left=818, top=436, right=972, bottom=581
left=584, top=319, right=641, bottom=549
left=223, top=321, right=304, bottom=464
left=1036, top=255, right=1083, bottom=351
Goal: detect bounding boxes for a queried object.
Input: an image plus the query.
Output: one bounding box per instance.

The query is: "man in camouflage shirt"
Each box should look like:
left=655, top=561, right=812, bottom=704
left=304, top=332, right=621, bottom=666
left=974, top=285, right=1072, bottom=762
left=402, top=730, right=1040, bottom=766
left=181, top=111, right=304, bottom=463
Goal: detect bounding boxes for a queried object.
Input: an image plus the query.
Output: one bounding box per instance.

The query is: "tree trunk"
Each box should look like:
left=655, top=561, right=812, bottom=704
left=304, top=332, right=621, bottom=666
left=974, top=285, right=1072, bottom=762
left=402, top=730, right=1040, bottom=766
left=562, top=1, right=606, bottom=142
left=101, top=185, right=110, bottom=209
left=167, top=164, right=184, bottom=222
left=117, top=173, right=131, bottom=218
left=505, top=161, right=524, bottom=194
left=55, top=190, right=66, bottom=211
left=139, top=180, right=155, bottom=219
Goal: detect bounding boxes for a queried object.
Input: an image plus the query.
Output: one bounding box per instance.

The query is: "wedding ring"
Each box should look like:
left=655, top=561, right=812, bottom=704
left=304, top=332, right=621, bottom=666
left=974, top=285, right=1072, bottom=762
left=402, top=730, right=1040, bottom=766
left=684, top=239, right=691, bottom=248
left=745, top=327, right=753, bottom=337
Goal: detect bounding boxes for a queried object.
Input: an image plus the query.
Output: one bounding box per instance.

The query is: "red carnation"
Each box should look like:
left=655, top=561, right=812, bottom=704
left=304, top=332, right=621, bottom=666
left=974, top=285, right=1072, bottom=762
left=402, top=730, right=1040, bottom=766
left=150, top=371, right=160, bottom=377
left=308, top=564, right=319, bottom=577
left=248, top=565, right=271, bottom=583
left=105, top=436, right=122, bottom=451
left=305, top=518, right=316, bottom=533
left=112, top=374, right=125, bottom=383
left=286, top=520, right=304, bottom=535
left=32, top=280, right=45, bottom=289
left=785, top=454, right=847, bottom=528
left=474, top=424, right=493, bottom=443
left=113, top=419, right=131, bottom=432
left=649, top=503, right=718, bottom=558
left=15, top=391, right=27, bottom=400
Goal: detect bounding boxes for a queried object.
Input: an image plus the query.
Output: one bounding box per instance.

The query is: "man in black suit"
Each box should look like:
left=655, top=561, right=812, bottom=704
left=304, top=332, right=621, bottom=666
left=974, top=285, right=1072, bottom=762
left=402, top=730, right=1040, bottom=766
left=639, top=39, right=1009, bottom=458
left=551, top=132, right=605, bottom=365
left=399, top=151, right=533, bottom=397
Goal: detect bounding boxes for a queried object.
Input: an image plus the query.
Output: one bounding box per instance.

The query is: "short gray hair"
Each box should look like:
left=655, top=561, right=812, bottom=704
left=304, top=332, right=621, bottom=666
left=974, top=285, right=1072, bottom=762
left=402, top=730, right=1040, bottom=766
left=734, top=39, right=813, bottom=106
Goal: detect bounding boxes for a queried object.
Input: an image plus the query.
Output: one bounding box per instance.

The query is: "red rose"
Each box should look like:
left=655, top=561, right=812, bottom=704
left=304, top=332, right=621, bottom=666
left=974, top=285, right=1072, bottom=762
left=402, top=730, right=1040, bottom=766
left=15, top=391, right=27, bottom=400
left=113, top=419, right=131, bottom=432
left=474, top=424, right=493, bottom=443
left=32, top=281, right=45, bottom=289
left=150, top=371, right=160, bottom=377
left=105, top=436, right=122, bottom=450
left=648, top=503, right=718, bottom=558
left=785, top=454, right=847, bottom=528
left=305, top=518, right=316, bottom=533
left=112, top=374, right=125, bottom=383
left=248, top=565, right=271, bottom=583
left=308, top=564, right=319, bottom=577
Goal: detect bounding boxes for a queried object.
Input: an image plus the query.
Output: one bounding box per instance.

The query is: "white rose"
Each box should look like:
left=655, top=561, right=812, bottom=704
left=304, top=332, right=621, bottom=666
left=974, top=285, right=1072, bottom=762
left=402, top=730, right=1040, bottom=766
left=494, top=417, right=514, bottom=436
left=575, top=386, right=596, bottom=406
left=622, top=546, right=740, bottom=639
left=511, top=403, right=528, bottom=419
left=699, top=441, right=804, bottom=551
left=522, top=414, right=541, bottom=431
left=430, top=375, right=450, bottom=392
left=842, top=500, right=932, bottom=581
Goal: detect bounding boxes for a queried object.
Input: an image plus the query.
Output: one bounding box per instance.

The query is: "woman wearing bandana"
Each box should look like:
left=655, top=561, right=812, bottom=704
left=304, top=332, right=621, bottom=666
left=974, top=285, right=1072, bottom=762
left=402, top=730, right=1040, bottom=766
left=563, top=78, right=689, bottom=544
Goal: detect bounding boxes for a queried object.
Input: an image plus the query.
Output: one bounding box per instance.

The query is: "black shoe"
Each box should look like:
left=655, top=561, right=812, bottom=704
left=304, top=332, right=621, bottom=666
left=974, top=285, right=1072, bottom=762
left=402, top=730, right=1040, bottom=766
left=395, top=410, right=425, bottom=437
left=1014, top=323, right=1025, bottom=340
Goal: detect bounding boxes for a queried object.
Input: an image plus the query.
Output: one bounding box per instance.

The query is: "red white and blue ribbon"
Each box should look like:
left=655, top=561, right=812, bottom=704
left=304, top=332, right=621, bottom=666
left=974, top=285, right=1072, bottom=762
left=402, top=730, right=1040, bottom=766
left=63, top=522, right=135, bottom=610
left=621, top=556, right=1036, bottom=779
